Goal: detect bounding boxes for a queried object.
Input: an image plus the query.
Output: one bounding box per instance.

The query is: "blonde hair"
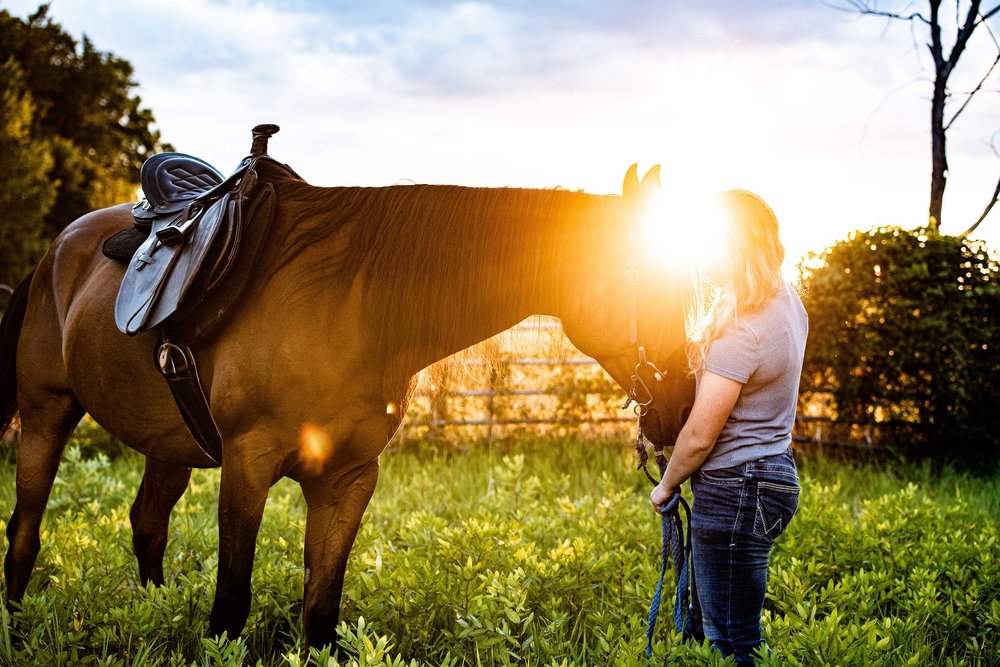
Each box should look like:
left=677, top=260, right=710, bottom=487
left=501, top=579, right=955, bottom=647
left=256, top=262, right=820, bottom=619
left=688, top=190, right=785, bottom=373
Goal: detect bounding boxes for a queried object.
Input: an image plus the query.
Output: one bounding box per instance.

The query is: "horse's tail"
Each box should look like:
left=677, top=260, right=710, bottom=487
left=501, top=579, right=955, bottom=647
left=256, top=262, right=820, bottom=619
left=1, top=271, right=35, bottom=437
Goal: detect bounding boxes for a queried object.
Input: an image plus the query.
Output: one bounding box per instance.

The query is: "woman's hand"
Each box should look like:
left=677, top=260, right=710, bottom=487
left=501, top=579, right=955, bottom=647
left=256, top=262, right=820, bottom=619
left=648, top=371, right=743, bottom=515
left=650, top=481, right=679, bottom=514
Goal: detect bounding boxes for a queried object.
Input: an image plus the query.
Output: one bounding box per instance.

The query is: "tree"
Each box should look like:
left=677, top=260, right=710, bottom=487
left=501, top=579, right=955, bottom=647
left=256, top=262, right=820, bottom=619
left=0, top=4, right=168, bottom=279
left=0, top=58, right=55, bottom=288
left=800, top=227, right=1000, bottom=470
left=839, top=1, right=1000, bottom=235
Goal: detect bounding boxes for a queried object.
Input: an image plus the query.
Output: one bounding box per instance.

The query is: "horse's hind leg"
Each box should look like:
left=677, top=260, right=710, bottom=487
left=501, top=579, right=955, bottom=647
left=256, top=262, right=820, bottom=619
left=130, top=457, right=192, bottom=586
left=4, top=393, right=84, bottom=602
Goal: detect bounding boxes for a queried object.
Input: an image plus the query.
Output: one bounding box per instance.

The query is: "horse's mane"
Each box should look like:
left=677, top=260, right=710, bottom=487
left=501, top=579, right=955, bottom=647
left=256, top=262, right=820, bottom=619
left=270, top=174, right=618, bottom=355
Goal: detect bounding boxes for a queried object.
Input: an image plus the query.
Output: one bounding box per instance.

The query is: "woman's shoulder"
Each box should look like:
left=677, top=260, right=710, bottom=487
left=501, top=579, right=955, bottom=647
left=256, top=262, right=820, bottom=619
left=764, top=281, right=808, bottom=335
left=780, top=281, right=808, bottom=321
left=739, top=282, right=805, bottom=332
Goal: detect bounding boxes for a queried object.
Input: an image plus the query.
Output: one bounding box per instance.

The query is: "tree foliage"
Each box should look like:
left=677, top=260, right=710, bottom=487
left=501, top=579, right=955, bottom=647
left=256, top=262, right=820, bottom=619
left=800, top=227, right=1000, bottom=469
left=0, top=58, right=53, bottom=289
left=0, top=4, right=168, bottom=287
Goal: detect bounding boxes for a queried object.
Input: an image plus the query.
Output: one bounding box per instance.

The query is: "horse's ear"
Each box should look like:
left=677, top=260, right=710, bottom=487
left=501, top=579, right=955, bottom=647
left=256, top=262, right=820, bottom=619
left=640, top=164, right=661, bottom=192
left=622, top=163, right=639, bottom=199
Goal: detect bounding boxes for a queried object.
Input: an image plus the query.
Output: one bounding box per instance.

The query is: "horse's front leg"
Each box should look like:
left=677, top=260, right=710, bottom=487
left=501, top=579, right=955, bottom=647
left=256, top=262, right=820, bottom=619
left=129, top=457, right=192, bottom=586
left=299, top=455, right=379, bottom=649
left=208, top=431, right=280, bottom=639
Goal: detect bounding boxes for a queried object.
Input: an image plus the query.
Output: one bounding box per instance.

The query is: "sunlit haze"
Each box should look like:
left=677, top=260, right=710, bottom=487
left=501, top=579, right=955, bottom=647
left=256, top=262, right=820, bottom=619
left=7, top=0, right=1000, bottom=273
left=641, top=186, right=728, bottom=273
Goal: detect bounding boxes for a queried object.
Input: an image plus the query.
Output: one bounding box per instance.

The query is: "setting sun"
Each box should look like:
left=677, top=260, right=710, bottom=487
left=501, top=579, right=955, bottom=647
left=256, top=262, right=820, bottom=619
left=640, top=188, right=728, bottom=273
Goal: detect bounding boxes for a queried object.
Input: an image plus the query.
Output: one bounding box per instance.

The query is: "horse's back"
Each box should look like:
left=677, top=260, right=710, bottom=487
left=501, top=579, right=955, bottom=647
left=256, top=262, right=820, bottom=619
left=33, top=204, right=130, bottom=322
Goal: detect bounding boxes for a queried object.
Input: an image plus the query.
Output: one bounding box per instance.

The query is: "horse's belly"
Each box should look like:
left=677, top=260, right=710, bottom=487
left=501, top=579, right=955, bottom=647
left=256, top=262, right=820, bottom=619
left=68, top=323, right=213, bottom=466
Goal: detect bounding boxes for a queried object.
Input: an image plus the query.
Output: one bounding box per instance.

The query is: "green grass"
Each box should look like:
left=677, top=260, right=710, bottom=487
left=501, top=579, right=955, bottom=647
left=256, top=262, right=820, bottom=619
left=0, top=432, right=997, bottom=666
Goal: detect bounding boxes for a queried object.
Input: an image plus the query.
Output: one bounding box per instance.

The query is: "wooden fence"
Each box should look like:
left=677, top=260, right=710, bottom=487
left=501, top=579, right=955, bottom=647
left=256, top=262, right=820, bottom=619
left=401, top=355, right=633, bottom=442
left=398, top=318, right=885, bottom=453
left=403, top=374, right=881, bottom=453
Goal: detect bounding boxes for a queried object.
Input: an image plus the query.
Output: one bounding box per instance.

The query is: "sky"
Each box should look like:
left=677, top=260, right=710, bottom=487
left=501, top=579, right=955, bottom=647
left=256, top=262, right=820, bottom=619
left=5, top=0, right=1000, bottom=270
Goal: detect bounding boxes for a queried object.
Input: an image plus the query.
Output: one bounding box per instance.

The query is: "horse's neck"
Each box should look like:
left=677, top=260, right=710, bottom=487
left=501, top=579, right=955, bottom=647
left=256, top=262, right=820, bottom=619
left=352, top=186, right=620, bottom=377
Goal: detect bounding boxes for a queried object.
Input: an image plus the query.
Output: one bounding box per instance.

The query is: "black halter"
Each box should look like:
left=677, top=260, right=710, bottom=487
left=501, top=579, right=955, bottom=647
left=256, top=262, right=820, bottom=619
left=620, top=266, right=670, bottom=485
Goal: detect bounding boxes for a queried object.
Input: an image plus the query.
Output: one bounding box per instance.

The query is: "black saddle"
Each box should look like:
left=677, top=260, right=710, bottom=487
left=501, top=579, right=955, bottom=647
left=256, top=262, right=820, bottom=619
left=109, top=124, right=291, bottom=337
left=102, top=154, right=226, bottom=263
left=134, top=153, right=224, bottom=226
left=103, top=124, right=299, bottom=464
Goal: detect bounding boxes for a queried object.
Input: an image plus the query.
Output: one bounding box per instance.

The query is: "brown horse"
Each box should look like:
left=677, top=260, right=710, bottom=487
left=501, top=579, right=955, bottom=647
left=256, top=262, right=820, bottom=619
left=0, top=160, right=695, bottom=647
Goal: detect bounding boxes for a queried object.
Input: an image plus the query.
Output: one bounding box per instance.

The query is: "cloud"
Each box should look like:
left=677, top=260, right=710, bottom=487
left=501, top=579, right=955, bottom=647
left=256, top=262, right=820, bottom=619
left=366, top=2, right=629, bottom=97
left=7, top=1, right=904, bottom=102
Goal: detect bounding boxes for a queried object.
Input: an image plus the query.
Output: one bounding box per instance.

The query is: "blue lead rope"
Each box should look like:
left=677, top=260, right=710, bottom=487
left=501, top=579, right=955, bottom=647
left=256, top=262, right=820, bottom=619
left=645, top=492, right=695, bottom=659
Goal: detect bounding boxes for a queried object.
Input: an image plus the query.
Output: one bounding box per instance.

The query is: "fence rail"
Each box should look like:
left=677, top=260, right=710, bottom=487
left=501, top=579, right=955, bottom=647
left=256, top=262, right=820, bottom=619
left=403, top=340, right=886, bottom=452
left=411, top=383, right=881, bottom=450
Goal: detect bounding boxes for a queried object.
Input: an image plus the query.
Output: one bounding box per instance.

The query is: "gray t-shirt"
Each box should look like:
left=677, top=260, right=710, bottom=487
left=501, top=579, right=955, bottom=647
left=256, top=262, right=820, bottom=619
left=699, top=282, right=808, bottom=471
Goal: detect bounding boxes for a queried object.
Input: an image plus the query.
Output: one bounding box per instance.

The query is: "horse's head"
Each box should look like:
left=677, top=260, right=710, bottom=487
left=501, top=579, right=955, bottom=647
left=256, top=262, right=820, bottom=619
left=559, top=164, right=697, bottom=449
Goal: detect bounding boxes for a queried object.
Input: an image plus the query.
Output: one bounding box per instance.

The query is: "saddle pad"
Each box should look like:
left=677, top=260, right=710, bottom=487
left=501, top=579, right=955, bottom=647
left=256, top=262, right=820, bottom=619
left=114, top=194, right=231, bottom=335
left=102, top=227, right=148, bottom=262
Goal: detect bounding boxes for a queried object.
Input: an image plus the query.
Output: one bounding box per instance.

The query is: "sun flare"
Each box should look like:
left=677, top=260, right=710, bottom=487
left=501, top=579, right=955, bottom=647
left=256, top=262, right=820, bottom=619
left=299, top=422, right=334, bottom=473
left=640, top=189, right=728, bottom=272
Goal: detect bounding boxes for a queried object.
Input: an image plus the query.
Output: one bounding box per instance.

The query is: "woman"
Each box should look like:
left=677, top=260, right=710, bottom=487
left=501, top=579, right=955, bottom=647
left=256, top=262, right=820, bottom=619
left=649, top=189, right=807, bottom=664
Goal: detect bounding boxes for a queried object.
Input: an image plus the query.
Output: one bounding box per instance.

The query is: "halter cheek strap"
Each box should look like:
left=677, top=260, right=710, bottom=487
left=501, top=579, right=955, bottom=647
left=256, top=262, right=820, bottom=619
left=621, top=267, right=670, bottom=482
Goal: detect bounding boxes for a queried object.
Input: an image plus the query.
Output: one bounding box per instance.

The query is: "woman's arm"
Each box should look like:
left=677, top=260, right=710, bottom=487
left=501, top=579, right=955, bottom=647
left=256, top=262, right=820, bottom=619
left=649, top=371, right=743, bottom=512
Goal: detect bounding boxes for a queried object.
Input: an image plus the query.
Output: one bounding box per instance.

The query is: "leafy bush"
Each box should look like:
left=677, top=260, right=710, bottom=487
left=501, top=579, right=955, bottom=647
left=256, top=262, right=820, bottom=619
left=799, top=227, right=1000, bottom=470
left=0, top=438, right=997, bottom=665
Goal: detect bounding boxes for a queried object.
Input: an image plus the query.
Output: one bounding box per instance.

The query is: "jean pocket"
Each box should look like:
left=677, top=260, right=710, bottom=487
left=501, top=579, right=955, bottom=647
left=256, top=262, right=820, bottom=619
left=753, top=481, right=799, bottom=542
left=698, top=468, right=747, bottom=487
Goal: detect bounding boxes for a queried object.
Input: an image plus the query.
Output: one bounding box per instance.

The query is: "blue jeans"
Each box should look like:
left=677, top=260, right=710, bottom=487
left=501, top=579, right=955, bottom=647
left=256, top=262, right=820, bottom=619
left=690, top=448, right=800, bottom=665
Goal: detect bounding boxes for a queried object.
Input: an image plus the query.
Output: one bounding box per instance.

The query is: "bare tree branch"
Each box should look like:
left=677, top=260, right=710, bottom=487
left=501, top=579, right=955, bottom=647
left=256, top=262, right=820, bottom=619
left=959, top=173, right=1000, bottom=237
left=961, top=132, right=1000, bottom=237
left=981, top=4, right=1000, bottom=21
left=979, top=7, right=1000, bottom=58
left=930, top=1, right=945, bottom=70
left=945, top=51, right=1000, bottom=129
left=827, top=0, right=932, bottom=24
left=845, top=1, right=999, bottom=233
left=944, top=1, right=984, bottom=76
